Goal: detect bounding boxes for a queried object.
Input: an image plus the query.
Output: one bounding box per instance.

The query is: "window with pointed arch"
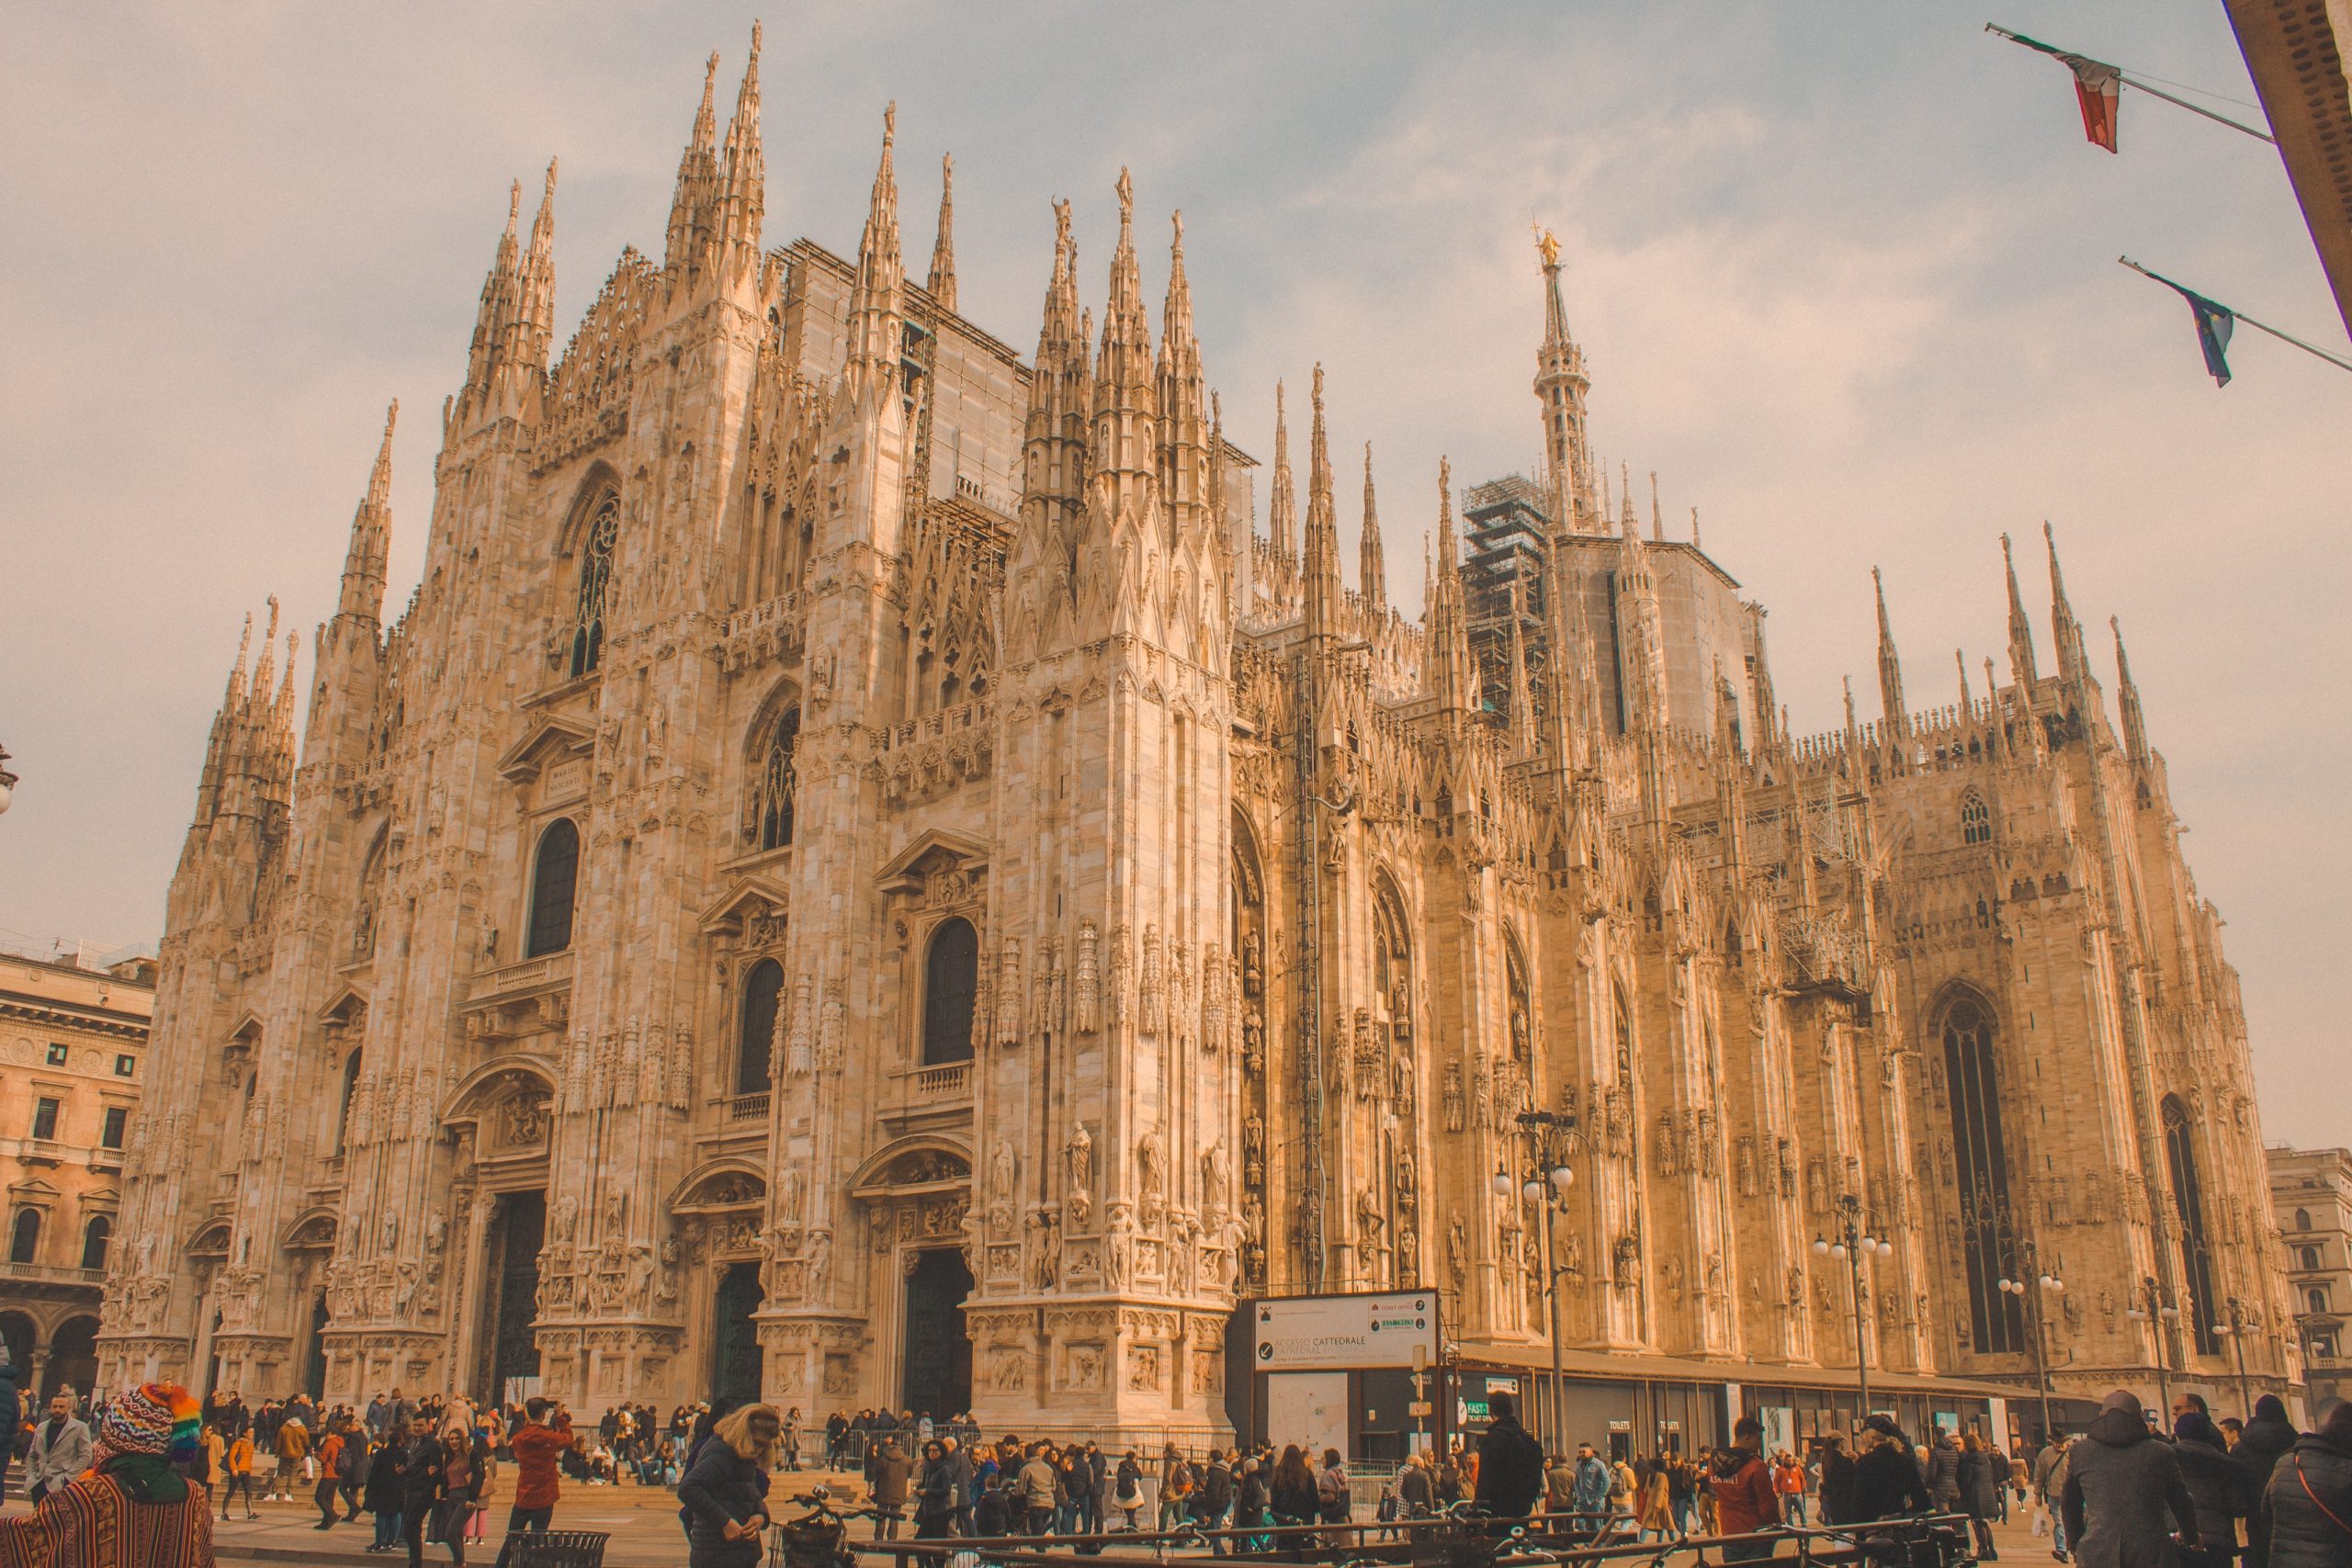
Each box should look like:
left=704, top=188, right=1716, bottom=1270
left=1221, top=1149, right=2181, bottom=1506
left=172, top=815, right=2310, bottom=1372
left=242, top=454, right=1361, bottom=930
left=737, top=959, right=784, bottom=1096
left=80, top=1214, right=111, bottom=1271
left=2298, top=1209, right=2314, bottom=1231
left=569, top=491, right=619, bottom=679
left=334, top=1049, right=363, bottom=1155
left=2162, top=1095, right=2222, bottom=1355
left=1941, top=989, right=2026, bottom=1353
left=753, top=707, right=801, bottom=852
left=1373, top=881, right=1412, bottom=1050
left=2301, top=1246, right=2324, bottom=1272
left=8, top=1209, right=39, bottom=1266
left=525, top=818, right=581, bottom=958
left=922, top=919, right=979, bottom=1066
left=1960, top=791, right=1992, bottom=846
left=1505, top=935, right=1533, bottom=1064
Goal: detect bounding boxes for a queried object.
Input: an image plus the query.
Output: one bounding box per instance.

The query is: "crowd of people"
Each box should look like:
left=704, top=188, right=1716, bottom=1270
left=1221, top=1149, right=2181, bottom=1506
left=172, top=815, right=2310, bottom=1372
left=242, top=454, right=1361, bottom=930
left=8, top=1362, right=2352, bottom=1568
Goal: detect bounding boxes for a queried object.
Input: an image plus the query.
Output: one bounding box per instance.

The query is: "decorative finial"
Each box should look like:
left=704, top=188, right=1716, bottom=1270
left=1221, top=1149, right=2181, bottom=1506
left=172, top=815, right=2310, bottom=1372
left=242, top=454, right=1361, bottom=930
left=384, top=400, right=400, bottom=439
left=1311, top=362, right=1324, bottom=411
left=544, top=156, right=559, bottom=197
left=1115, top=166, right=1133, bottom=227
left=884, top=101, right=896, bottom=147
left=1171, top=209, right=1183, bottom=251
left=749, top=17, right=762, bottom=61
left=706, top=51, right=719, bottom=88
left=1535, top=224, right=1561, bottom=270
left=505, top=179, right=522, bottom=231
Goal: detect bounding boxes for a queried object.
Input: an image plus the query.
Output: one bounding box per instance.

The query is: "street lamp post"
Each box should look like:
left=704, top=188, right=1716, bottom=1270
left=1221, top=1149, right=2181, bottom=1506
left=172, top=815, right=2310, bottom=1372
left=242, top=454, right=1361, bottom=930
left=1997, top=1243, right=2066, bottom=1446
left=2126, top=1275, right=2181, bottom=1418
left=2215, top=1298, right=2255, bottom=1416
left=1813, top=1192, right=1894, bottom=1422
left=1497, top=1108, right=1578, bottom=1454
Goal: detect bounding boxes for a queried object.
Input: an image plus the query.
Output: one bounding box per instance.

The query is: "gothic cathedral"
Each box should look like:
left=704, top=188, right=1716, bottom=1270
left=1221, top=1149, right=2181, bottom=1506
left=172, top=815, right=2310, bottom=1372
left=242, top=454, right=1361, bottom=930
left=99, top=33, right=2293, bottom=1438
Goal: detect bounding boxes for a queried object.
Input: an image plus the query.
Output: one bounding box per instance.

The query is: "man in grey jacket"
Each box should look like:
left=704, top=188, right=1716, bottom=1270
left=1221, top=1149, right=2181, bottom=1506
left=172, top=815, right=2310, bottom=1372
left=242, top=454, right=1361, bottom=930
left=24, top=1389, right=93, bottom=1503
left=2061, top=1390, right=2198, bottom=1568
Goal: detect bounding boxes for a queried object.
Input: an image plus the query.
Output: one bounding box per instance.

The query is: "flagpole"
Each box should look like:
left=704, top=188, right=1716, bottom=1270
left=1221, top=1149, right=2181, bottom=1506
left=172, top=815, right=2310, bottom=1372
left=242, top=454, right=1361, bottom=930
left=2119, top=257, right=2352, bottom=375
left=1986, top=24, right=2278, bottom=144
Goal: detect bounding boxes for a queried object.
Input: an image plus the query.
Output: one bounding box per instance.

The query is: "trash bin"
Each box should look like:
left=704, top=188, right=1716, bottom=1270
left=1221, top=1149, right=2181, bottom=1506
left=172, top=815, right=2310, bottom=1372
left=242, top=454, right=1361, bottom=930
left=508, top=1529, right=610, bottom=1568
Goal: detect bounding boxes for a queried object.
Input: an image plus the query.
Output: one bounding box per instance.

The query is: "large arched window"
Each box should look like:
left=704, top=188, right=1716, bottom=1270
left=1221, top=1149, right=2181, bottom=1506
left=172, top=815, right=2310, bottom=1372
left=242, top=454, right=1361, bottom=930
left=526, top=818, right=581, bottom=958
left=2163, top=1096, right=2222, bottom=1355
left=1959, top=791, right=1992, bottom=846
left=2298, top=1209, right=2313, bottom=1231
left=922, top=919, right=979, bottom=1066
left=570, top=492, right=619, bottom=678
left=8, top=1210, right=40, bottom=1265
left=1943, top=991, right=2024, bottom=1353
left=334, top=1050, right=363, bottom=1154
left=755, top=708, right=801, bottom=852
left=80, top=1215, right=110, bottom=1271
left=737, top=959, right=783, bottom=1096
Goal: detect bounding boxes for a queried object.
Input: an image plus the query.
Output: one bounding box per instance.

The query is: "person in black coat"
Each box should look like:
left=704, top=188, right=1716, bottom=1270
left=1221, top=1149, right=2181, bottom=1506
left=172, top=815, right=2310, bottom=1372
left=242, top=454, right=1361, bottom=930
left=2174, top=1413, right=2252, bottom=1568
left=2263, top=1400, right=2352, bottom=1568
left=364, top=1433, right=410, bottom=1552
left=678, top=1405, right=781, bottom=1568
left=398, top=1417, right=448, bottom=1568
left=1850, top=1417, right=1933, bottom=1521
left=1473, top=1393, right=1546, bottom=1517
left=2238, top=1393, right=2301, bottom=1568
left=1817, top=1436, right=1859, bottom=1527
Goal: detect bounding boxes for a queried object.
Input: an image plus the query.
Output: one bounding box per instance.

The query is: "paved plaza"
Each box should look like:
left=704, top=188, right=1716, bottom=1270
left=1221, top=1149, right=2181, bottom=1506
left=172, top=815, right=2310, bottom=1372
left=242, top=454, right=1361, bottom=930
left=1, top=1477, right=2073, bottom=1568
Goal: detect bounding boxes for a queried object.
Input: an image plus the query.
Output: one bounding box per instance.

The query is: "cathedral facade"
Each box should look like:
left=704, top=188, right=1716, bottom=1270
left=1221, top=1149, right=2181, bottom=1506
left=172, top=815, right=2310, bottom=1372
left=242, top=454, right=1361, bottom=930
left=98, top=34, right=2297, bottom=1442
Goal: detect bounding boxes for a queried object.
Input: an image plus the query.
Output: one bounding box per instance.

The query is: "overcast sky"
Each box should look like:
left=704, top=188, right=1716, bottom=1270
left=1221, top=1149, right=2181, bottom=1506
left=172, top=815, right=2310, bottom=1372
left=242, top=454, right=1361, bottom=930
left=3, top=4, right=2346, bottom=1144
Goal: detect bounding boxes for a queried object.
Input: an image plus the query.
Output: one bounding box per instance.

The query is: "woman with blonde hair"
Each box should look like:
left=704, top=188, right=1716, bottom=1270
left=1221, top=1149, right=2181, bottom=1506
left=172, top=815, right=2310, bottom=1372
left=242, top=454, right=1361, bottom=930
left=679, top=1404, right=781, bottom=1568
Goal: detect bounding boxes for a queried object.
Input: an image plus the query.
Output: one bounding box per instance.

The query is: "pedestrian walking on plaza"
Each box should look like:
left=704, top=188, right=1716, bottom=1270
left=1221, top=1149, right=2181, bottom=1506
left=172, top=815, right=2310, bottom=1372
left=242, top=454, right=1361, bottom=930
left=1637, top=1457, right=1678, bottom=1541
left=1017, top=1444, right=1058, bottom=1536
left=2239, top=1393, right=2301, bottom=1568
left=872, top=1435, right=914, bottom=1540
left=1773, top=1450, right=1808, bottom=1526
left=1544, top=1453, right=1576, bottom=1515
left=492, top=1397, right=573, bottom=1567
left=915, top=1438, right=957, bottom=1539
left=678, top=1404, right=780, bottom=1568
left=1815, top=1436, right=1856, bottom=1526
left=365, top=1431, right=409, bottom=1553
left=221, top=1427, right=258, bottom=1520
left=1472, top=1392, right=1544, bottom=1517
left=2060, top=1389, right=2199, bottom=1568
left=24, top=1389, right=93, bottom=1504
left=1922, top=1427, right=1962, bottom=1513
left=314, top=1422, right=349, bottom=1529
left=398, top=1415, right=448, bottom=1568
left=2173, top=1411, right=2252, bottom=1568
left=1958, top=1432, right=2001, bottom=1560
left=431, top=1425, right=485, bottom=1566
left=1851, top=1417, right=1931, bottom=1523
left=1708, top=1417, right=1780, bottom=1562
left=0, top=1382, right=212, bottom=1568
left=2260, top=1399, right=2352, bottom=1568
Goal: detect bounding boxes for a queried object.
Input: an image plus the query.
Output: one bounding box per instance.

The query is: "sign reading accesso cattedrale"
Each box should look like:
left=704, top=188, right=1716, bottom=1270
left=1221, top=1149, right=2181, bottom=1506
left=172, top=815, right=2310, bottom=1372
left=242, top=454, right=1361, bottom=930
left=1252, top=1292, right=1438, bottom=1370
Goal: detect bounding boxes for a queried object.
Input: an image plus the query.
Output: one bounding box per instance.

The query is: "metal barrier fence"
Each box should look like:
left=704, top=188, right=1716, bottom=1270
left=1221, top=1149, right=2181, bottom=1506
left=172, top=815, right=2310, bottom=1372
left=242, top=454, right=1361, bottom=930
left=777, top=1506, right=1977, bottom=1568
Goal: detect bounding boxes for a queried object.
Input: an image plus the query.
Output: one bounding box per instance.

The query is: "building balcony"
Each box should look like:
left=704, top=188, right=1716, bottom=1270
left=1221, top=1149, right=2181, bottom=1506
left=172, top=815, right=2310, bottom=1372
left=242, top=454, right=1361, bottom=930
left=1, top=1261, right=104, bottom=1290
left=725, top=1092, right=771, bottom=1124
left=878, top=1058, right=973, bottom=1134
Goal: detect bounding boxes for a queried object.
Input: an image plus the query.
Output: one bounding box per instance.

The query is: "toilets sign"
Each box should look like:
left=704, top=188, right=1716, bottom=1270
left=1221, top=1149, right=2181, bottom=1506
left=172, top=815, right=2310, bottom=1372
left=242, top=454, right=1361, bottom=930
left=1252, top=1291, right=1440, bottom=1370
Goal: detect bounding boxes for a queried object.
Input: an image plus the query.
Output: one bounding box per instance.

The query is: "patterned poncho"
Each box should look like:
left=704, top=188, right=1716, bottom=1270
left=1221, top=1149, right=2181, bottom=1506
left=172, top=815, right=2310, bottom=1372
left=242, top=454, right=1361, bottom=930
left=0, top=1458, right=216, bottom=1568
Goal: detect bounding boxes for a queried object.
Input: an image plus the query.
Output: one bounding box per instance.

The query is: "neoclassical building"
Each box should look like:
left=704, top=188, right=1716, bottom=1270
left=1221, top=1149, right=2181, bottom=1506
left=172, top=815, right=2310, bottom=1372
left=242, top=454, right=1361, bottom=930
left=99, top=34, right=2294, bottom=1443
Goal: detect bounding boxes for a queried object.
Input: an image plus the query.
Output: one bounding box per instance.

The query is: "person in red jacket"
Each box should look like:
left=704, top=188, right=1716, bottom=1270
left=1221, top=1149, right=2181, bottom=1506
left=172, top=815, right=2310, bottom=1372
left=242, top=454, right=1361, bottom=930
left=1709, top=1417, right=1781, bottom=1561
left=492, top=1399, right=575, bottom=1568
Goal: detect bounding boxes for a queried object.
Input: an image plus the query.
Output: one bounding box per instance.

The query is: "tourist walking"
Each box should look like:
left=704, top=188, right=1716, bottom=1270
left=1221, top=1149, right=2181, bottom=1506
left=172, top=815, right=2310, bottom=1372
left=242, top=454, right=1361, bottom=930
left=871, top=1436, right=913, bottom=1540
left=23, top=1390, right=93, bottom=1504
left=1922, top=1427, right=1962, bottom=1514
left=221, top=1427, right=258, bottom=1520
left=2173, top=1412, right=2251, bottom=1568
left=2239, top=1393, right=2301, bottom=1568
left=2260, top=1399, right=2352, bottom=1568
left=1017, top=1445, right=1058, bottom=1536
left=1850, top=1417, right=1931, bottom=1522
left=314, top=1422, right=348, bottom=1529
left=1472, top=1392, right=1544, bottom=1517
left=2059, top=1390, right=2199, bottom=1568
left=1709, top=1417, right=1780, bottom=1562
left=678, top=1404, right=780, bottom=1568
left=914, top=1438, right=957, bottom=1538
left=1958, top=1432, right=2001, bottom=1560
left=1773, top=1450, right=1808, bottom=1526
left=1114, top=1450, right=1146, bottom=1530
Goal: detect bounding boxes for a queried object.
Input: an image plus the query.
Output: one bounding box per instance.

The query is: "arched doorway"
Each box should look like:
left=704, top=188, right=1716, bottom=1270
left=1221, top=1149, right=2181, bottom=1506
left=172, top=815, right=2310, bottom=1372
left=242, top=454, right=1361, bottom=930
left=901, top=1249, right=974, bottom=1421
left=712, top=1263, right=765, bottom=1404
left=486, top=1191, right=547, bottom=1403
left=303, top=1296, right=330, bottom=1400
left=45, top=1316, right=97, bottom=1403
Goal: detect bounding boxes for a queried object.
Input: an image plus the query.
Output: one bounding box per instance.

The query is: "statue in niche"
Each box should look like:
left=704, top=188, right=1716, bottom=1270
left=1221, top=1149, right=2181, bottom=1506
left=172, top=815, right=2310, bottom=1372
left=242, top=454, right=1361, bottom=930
left=1065, top=1122, right=1093, bottom=1195
left=1242, top=1111, right=1266, bottom=1184
left=1136, top=1132, right=1167, bottom=1223
left=1241, top=1009, right=1265, bottom=1076
left=1241, top=929, right=1262, bottom=997
left=1447, top=1210, right=1468, bottom=1289
left=1442, top=1063, right=1464, bottom=1132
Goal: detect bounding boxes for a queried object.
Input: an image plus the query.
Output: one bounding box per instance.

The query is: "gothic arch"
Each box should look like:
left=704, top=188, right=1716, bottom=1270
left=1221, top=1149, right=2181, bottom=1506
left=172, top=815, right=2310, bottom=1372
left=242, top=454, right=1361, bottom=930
left=278, top=1208, right=339, bottom=1253
left=743, top=685, right=804, bottom=854
left=736, top=957, right=784, bottom=1095
left=847, top=1136, right=974, bottom=1198
left=557, top=469, right=623, bottom=679
left=1230, top=808, right=1265, bottom=908
left=668, top=1159, right=770, bottom=1214
left=2162, top=1093, right=2222, bottom=1354
left=525, top=818, right=581, bottom=956
left=1935, top=982, right=2024, bottom=1353
left=438, top=1056, right=560, bottom=1128
left=554, top=463, right=625, bottom=556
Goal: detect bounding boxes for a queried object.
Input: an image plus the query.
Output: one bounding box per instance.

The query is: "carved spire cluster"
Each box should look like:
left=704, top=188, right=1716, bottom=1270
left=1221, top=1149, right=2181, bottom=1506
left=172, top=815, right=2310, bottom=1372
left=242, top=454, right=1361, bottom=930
left=927, top=152, right=956, bottom=310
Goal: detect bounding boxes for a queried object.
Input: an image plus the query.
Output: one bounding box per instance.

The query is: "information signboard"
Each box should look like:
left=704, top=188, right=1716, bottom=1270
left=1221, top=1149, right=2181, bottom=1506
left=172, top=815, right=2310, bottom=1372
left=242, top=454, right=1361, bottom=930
left=1252, top=1291, right=1440, bottom=1371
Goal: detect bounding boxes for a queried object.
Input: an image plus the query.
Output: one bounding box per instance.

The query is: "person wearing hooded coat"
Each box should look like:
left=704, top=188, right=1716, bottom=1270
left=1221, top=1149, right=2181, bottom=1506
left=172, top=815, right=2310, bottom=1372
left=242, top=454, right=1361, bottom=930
left=2173, top=1412, right=2252, bottom=1568
left=1816, top=1435, right=1859, bottom=1527
left=2061, top=1390, right=2199, bottom=1568
left=1850, top=1417, right=1933, bottom=1521
left=2239, top=1394, right=2303, bottom=1568
left=1472, top=1392, right=1545, bottom=1517
left=2264, top=1399, right=2352, bottom=1568
left=1958, top=1433, right=2003, bottom=1560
